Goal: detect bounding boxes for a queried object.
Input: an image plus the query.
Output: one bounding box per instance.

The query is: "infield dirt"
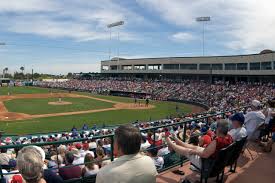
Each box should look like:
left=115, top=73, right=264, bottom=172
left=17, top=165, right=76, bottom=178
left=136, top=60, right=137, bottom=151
left=0, top=93, right=155, bottom=121
left=0, top=93, right=204, bottom=121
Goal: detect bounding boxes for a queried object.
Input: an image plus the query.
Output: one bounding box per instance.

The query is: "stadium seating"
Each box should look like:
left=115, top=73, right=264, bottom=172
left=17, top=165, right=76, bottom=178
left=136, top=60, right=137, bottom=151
left=227, top=136, right=247, bottom=173
left=189, top=143, right=236, bottom=183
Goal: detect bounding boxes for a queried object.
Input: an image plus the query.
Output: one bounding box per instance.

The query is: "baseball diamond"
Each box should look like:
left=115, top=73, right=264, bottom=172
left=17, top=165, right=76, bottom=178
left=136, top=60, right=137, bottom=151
left=0, top=87, right=201, bottom=134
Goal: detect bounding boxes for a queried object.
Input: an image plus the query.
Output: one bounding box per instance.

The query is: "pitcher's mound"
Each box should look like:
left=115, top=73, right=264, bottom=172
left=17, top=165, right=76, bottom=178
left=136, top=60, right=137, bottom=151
left=48, top=101, right=72, bottom=105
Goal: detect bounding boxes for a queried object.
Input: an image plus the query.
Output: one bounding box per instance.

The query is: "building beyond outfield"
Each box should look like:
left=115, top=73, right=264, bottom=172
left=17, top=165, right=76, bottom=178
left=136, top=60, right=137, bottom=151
left=100, top=50, right=275, bottom=82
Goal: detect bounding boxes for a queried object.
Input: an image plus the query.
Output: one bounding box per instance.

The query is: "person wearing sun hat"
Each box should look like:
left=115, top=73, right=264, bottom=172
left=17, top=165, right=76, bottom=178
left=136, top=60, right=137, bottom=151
left=244, top=100, right=265, bottom=140
left=228, top=113, right=247, bottom=141
left=71, top=148, right=84, bottom=168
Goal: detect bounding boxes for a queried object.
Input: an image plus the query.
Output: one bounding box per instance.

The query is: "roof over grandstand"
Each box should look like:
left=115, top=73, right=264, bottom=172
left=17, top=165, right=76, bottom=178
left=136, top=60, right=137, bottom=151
left=104, top=51, right=275, bottom=62
left=260, top=49, right=274, bottom=54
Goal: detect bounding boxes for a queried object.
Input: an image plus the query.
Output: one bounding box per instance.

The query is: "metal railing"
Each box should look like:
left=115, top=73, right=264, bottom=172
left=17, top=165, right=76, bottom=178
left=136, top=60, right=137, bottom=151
left=0, top=106, right=247, bottom=182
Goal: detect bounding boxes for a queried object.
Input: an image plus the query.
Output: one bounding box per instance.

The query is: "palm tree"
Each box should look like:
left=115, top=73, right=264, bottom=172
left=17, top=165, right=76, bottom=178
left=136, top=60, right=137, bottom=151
left=3, top=67, right=8, bottom=78
left=20, top=66, right=24, bottom=74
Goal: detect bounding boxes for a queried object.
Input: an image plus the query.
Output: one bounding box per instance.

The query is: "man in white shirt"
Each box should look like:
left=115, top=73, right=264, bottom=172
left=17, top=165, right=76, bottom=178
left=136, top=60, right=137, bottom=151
left=229, top=113, right=247, bottom=141
left=140, top=135, right=151, bottom=151
left=146, top=145, right=164, bottom=170
left=71, top=148, right=84, bottom=168
left=96, top=125, right=157, bottom=183
left=245, top=100, right=265, bottom=140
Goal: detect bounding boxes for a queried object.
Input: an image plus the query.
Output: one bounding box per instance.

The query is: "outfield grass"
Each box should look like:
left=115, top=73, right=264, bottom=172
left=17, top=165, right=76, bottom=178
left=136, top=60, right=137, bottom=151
left=0, top=86, right=62, bottom=95
left=4, top=97, right=114, bottom=115
left=0, top=87, right=193, bottom=134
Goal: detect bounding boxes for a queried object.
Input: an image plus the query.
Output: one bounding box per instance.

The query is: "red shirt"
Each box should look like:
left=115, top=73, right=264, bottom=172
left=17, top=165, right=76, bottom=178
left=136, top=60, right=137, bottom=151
left=59, top=165, right=81, bottom=180
left=147, top=134, right=163, bottom=148
left=211, top=134, right=233, bottom=158
left=201, top=134, right=212, bottom=147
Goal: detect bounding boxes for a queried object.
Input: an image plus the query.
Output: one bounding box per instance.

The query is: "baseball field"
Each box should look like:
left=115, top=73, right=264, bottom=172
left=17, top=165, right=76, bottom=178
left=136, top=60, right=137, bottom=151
left=0, top=87, right=204, bottom=135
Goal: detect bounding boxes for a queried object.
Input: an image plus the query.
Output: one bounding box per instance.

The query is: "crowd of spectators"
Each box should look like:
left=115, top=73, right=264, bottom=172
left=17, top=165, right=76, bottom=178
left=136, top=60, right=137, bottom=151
left=35, top=79, right=275, bottom=111
left=1, top=97, right=274, bottom=183
left=0, top=78, right=274, bottom=183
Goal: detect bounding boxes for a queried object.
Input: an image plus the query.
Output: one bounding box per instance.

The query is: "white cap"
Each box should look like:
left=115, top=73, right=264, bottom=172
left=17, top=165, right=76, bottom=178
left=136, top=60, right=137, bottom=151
left=252, top=100, right=261, bottom=107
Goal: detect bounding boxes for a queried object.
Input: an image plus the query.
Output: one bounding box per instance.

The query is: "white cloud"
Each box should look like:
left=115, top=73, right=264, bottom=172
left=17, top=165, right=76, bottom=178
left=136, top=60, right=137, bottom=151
left=5, top=15, right=109, bottom=41
left=0, top=0, right=144, bottom=42
left=0, top=0, right=58, bottom=12
left=170, top=32, right=196, bottom=42
left=137, top=0, right=275, bottom=52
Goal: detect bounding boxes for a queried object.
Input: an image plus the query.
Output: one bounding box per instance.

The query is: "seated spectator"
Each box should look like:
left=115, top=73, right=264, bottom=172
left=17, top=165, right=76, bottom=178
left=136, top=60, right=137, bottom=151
left=163, top=147, right=181, bottom=169
left=96, top=125, right=157, bottom=183
left=71, top=125, right=77, bottom=132
left=228, top=113, right=247, bottom=141
left=59, top=151, right=81, bottom=180
left=147, top=132, right=163, bottom=148
left=82, top=124, right=89, bottom=130
left=188, top=134, right=199, bottom=146
left=71, top=148, right=84, bottom=167
left=0, top=148, right=11, bottom=165
left=146, top=145, right=164, bottom=170
left=166, top=120, right=233, bottom=169
left=198, top=127, right=212, bottom=147
left=245, top=100, right=265, bottom=140
left=101, top=149, right=112, bottom=167
left=81, top=153, right=99, bottom=177
left=140, top=135, right=151, bottom=151
left=89, top=139, right=97, bottom=150
left=157, top=145, right=170, bottom=157
left=3, top=159, right=21, bottom=183
left=30, top=146, right=64, bottom=183
left=95, top=147, right=105, bottom=168
left=80, top=142, right=95, bottom=158
left=16, top=146, right=46, bottom=183
left=48, top=155, right=64, bottom=173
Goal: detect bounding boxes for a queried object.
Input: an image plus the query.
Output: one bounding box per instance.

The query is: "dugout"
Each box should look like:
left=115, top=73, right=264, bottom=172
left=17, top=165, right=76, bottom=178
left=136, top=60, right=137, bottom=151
left=109, top=90, right=150, bottom=99
left=0, top=78, right=11, bottom=86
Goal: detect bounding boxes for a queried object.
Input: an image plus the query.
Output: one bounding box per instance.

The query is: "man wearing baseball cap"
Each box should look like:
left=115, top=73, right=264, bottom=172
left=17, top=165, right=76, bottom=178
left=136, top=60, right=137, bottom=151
left=244, top=100, right=265, bottom=140
left=228, top=113, right=247, bottom=141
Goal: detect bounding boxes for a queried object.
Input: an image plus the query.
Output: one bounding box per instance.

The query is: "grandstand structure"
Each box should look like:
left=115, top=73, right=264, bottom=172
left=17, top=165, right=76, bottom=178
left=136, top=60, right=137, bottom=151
left=100, top=50, right=275, bottom=82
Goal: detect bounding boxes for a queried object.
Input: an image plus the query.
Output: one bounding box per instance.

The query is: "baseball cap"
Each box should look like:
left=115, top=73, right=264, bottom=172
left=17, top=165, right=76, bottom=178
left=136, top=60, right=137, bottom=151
left=9, top=159, right=17, bottom=168
left=252, top=100, right=261, bottom=107
left=75, top=143, right=82, bottom=149
left=230, top=113, right=245, bottom=125
left=200, top=127, right=208, bottom=135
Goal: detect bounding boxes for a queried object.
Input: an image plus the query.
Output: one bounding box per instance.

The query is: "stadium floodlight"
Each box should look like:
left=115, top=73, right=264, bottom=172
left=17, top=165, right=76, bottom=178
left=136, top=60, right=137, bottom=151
left=196, top=17, right=210, bottom=22
left=196, top=16, right=211, bottom=56
left=107, top=21, right=124, bottom=28
left=107, top=21, right=124, bottom=70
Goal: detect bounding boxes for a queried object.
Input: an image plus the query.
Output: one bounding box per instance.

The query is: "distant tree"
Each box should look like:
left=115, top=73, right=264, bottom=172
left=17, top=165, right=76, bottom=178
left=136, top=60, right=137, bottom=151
left=3, top=67, right=8, bottom=78
left=67, top=72, right=73, bottom=78
left=20, top=66, right=25, bottom=74
left=14, top=72, right=24, bottom=80
left=5, top=73, right=13, bottom=78
left=33, top=73, right=41, bottom=79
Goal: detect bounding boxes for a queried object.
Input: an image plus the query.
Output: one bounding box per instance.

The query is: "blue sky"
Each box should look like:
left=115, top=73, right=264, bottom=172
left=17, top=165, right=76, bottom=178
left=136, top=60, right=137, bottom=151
left=0, top=0, right=275, bottom=74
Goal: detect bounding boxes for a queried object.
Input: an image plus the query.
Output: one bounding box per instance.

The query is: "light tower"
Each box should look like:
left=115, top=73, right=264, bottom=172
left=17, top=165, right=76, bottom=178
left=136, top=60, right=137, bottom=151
left=196, top=17, right=210, bottom=56
left=107, top=21, right=124, bottom=71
